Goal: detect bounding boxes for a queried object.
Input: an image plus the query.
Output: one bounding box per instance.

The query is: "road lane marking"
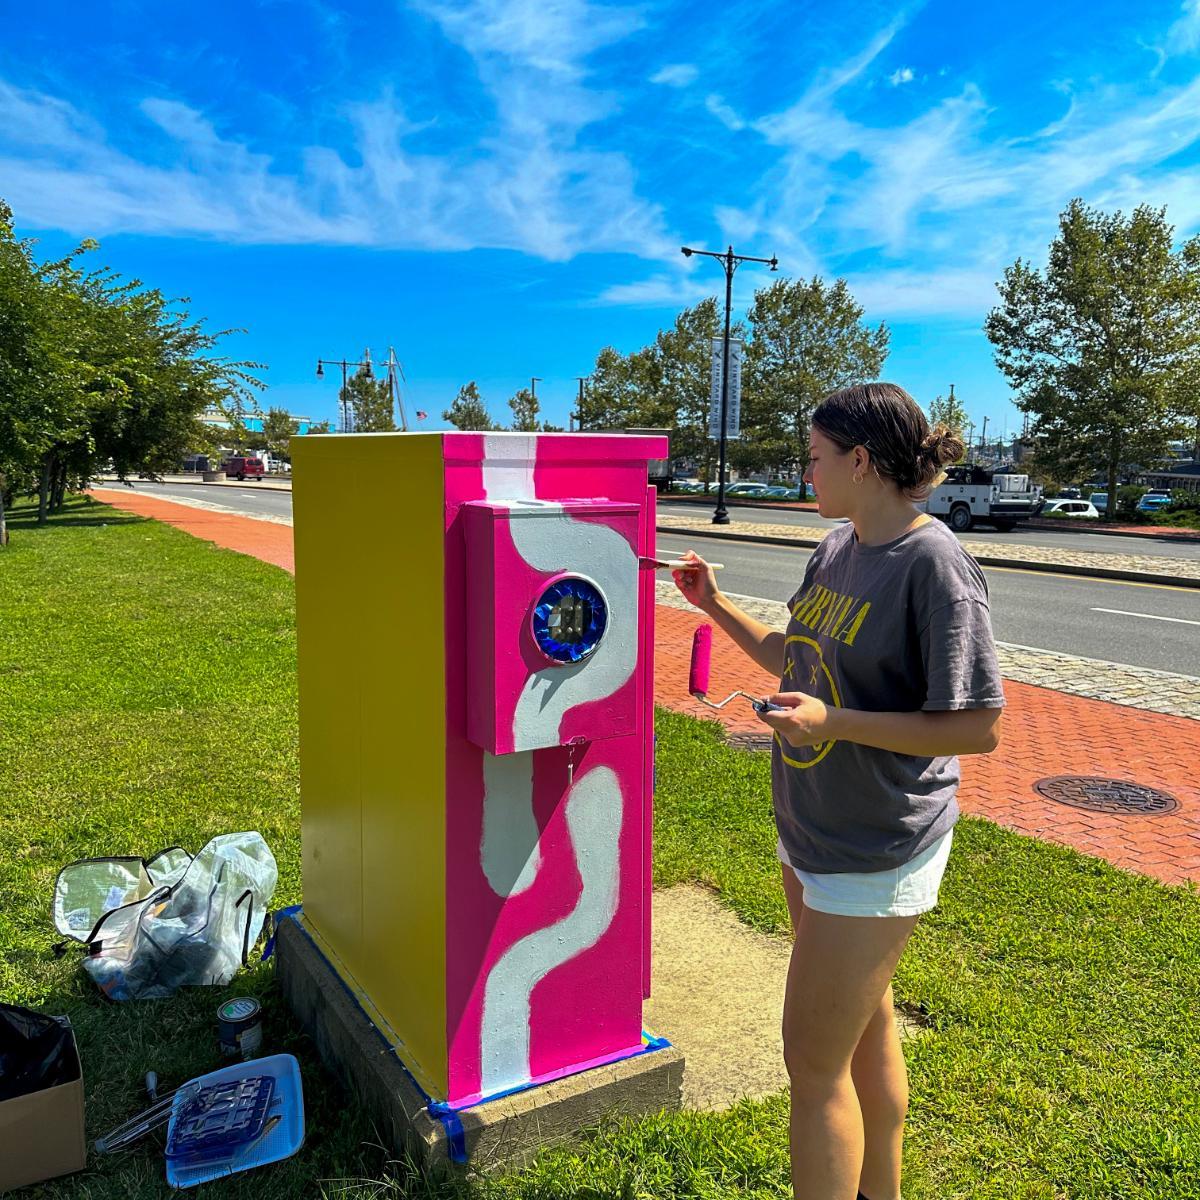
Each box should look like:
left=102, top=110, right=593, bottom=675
left=1091, top=608, right=1200, bottom=626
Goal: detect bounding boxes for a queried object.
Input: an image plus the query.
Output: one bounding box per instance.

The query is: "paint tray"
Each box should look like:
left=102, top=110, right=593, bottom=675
left=164, top=1054, right=304, bottom=1188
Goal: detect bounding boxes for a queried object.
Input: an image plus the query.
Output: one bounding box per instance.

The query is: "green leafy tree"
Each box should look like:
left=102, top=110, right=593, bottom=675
left=443, top=381, right=497, bottom=430
left=582, top=300, right=734, bottom=482
left=741, top=276, right=890, bottom=479
left=927, top=390, right=969, bottom=462
left=262, top=407, right=299, bottom=460
left=343, top=363, right=396, bottom=433
left=306, top=419, right=333, bottom=435
left=986, top=199, right=1200, bottom=518
left=507, top=387, right=541, bottom=432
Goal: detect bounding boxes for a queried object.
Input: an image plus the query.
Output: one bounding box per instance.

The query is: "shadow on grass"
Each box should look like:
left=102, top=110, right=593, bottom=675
left=5, top=496, right=147, bottom=532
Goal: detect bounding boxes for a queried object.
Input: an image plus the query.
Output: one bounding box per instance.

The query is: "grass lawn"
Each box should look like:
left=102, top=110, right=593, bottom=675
left=1, top=493, right=1198, bottom=1199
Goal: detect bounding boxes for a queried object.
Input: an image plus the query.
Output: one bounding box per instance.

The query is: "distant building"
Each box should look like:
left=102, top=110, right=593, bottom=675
left=201, top=406, right=315, bottom=435
left=1135, top=459, right=1200, bottom=493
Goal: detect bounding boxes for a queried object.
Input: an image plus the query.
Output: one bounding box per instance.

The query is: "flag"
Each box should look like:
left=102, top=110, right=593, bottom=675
left=416, top=410, right=428, bottom=420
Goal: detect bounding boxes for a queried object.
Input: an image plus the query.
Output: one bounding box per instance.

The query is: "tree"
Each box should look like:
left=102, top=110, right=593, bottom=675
left=262, top=407, right=299, bottom=460
left=443, top=381, right=497, bottom=430
left=927, top=390, right=969, bottom=462
left=306, top=419, right=333, bottom=435
left=581, top=300, right=732, bottom=481
left=742, top=276, right=890, bottom=479
left=507, top=387, right=541, bottom=432
left=343, top=363, right=395, bottom=433
left=986, top=199, right=1200, bottom=517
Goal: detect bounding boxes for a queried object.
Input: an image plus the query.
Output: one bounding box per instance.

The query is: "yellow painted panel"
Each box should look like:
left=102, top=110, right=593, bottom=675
left=292, top=432, right=448, bottom=1093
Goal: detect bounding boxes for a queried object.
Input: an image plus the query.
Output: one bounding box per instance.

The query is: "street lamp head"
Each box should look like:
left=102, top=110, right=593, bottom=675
left=769, top=257, right=779, bottom=272
left=316, top=361, right=324, bottom=379
left=680, top=246, right=693, bottom=257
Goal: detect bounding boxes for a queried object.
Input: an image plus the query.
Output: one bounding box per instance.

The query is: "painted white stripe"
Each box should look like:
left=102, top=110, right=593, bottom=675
left=479, top=765, right=623, bottom=1095
left=1090, top=607, right=1200, bottom=627
left=481, top=433, right=537, bottom=500
left=481, top=751, right=540, bottom=897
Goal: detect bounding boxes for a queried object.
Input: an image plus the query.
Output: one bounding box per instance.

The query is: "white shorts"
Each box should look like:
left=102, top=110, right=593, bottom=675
left=776, top=828, right=955, bottom=918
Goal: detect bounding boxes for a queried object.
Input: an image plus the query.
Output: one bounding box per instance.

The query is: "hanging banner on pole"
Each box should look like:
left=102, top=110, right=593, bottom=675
left=708, top=337, right=744, bottom=441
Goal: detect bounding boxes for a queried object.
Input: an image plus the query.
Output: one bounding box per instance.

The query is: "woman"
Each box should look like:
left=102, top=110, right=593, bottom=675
left=674, top=383, right=1004, bottom=1200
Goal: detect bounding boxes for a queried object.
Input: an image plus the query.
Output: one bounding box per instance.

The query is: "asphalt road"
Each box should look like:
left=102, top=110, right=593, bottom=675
left=658, top=499, right=1200, bottom=561
left=110, top=480, right=1199, bottom=674
left=656, top=532, right=1198, bottom=675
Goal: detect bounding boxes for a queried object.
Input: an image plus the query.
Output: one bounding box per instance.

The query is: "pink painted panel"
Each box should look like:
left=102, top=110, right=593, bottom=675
left=440, top=433, right=660, bottom=1107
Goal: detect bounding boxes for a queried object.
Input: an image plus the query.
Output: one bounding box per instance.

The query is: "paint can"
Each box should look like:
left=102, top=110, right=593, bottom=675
left=216, top=997, right=263, bottom=1059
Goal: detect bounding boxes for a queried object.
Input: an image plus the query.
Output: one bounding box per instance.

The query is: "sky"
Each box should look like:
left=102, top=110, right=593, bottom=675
left=4, top=0, right=1200, bottom=439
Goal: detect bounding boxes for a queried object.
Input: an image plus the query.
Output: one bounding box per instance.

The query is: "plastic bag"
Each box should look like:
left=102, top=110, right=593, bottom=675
left=0, top=1005, right=79, bottom=1101
left=52, top=833, right=277, bottom=1001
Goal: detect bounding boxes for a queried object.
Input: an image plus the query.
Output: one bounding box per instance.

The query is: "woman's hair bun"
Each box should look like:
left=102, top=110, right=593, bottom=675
left=922, top=423, right=965, bottom=469
left=811, top=385, right=966, bottom=499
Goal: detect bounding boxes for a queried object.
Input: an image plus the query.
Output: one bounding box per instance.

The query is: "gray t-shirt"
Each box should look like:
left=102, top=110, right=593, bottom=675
left=771, top=518, right=1005, bottom=874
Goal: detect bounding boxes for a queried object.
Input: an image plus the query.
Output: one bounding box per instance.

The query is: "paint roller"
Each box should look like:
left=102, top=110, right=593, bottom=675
left=688, top=623, right=785, bottom=715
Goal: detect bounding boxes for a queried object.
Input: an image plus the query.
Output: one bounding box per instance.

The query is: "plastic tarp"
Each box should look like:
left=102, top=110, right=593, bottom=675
left=52, top=833, right=277, bottom=1001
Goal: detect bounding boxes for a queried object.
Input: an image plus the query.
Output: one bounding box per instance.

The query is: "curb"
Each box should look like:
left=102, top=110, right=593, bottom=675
left=656, top=524, right=1200, bottom=590
left=96, top=476, right=293, bottom=494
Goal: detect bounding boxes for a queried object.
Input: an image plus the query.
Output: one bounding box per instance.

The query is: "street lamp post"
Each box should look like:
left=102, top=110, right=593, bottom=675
left=572, top=376, right=587, bottom=432
left=316, top=350, right=374, bottom=433
left=680, top=244, right=778, bottom=525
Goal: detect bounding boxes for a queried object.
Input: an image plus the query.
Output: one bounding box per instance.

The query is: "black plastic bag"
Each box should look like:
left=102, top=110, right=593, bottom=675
left=0, top=1004, right=78, bottom=1101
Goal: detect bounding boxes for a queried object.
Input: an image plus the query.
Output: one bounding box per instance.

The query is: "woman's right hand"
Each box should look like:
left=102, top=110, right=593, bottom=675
left=671, top=550, right=720, bottom=612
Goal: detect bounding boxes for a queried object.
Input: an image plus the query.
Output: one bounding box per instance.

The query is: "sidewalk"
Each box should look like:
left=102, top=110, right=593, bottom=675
left=88, top=487, right=1200, bottom=890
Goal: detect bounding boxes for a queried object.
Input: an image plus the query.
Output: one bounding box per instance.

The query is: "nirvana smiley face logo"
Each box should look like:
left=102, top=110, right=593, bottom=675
left=778, top=634, right=841, bottom=769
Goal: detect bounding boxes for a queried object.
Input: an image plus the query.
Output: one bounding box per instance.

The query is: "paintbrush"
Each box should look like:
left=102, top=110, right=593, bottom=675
left=639, top=557, right=725, bottom=571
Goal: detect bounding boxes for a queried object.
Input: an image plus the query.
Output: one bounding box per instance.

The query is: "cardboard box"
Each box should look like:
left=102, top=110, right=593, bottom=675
left=0, top=1020, right=87, bottom=1193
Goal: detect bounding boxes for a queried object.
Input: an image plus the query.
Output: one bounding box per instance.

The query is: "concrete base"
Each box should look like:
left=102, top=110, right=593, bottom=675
left=274, top=917, right=685, bottom=1173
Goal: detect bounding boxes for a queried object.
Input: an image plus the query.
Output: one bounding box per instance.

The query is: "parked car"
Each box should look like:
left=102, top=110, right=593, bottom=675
left=725, top=482, right=770, bottom=496
left=1042, top=499, right=1100, bottom=519
left=223, top=456, right=265, bottom=481
left=1089, top=492, right=1109, bottom=513
left=1057, top=487, right=1082, bottom=499
left=1137, top=491, right=1173, bottom=513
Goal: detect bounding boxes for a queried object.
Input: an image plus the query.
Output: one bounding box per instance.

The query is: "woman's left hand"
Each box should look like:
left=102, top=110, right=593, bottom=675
left=756, top=691, right=834, bottom=747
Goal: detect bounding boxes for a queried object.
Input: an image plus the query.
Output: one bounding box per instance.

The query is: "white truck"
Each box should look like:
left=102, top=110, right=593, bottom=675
left=923, top=466, right=1044, bottom=532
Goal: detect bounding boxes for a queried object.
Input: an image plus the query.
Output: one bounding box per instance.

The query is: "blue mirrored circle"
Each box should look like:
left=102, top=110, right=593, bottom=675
left=532, top=577, right=607, bottom=664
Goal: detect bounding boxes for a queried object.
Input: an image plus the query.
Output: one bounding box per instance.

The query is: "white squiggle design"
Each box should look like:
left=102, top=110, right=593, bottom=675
left=479, top=765, right=623, bottom=1095
left=508, top=514, right=637, bottom=751
left=481, top=751, right=540, bottom=897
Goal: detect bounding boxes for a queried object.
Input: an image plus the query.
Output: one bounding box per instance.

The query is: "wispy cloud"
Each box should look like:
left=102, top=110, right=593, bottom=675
left=1167, top=0, right=1200, bottom=52
left=612, top=12, right=1200, bottom=318
left=704, top=94, right=746, bottom=131
left=651, top=63, right=698, bottom=87
left=888, top=66, right=914, bottom=85
left=0, top=0, right=672, bottom=262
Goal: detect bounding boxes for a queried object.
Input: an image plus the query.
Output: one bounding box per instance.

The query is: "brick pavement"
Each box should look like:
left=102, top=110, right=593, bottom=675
left=658, top=513, right=1200, bottom=583
left=656, top=583, right=1200, bottom=721
left=87, top=488, right=1199, bottom=889
left=654, top=602, right=1200, bottom=889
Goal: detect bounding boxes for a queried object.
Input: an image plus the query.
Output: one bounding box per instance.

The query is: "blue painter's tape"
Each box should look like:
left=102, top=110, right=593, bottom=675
left=261, top=904, right=303, bottom=961
left=427, top=1103, right=468, bottom=1164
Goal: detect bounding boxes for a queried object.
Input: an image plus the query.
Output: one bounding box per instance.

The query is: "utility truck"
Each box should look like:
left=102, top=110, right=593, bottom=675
left=923, top=465, right=1043, bottom=532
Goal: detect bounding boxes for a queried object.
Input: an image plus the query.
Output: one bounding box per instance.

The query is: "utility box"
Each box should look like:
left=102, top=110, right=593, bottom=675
left=290, top=432, right=667, bottom=1111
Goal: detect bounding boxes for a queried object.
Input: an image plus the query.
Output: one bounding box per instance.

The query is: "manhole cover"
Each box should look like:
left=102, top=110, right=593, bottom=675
left=1034, top=776, right=1179, bottom=816
left=726, top=733, right=775, bottom=753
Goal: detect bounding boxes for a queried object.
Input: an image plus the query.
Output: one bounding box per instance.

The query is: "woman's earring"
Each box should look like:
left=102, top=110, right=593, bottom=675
left=852, top=471, right=864, bottom=485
